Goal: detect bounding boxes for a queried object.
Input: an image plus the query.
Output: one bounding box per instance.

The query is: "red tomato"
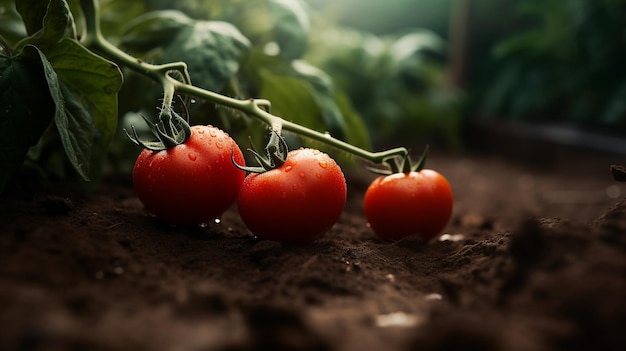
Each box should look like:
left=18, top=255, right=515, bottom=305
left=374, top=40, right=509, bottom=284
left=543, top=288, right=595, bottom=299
left=133, top=125, right=245, bottom=225
left=363, top=170, right=453, bottom=242
left=236, top=148, right=347, bottom=244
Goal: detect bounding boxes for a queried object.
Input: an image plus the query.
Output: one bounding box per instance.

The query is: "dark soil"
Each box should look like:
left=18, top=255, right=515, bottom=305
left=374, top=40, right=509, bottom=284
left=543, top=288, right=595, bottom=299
left=1, top=145, right=625, bottom=351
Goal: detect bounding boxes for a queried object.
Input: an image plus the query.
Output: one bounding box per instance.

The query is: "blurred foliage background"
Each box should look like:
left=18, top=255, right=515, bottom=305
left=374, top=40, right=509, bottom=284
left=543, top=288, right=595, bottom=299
left=2, top=0, right=625, bottom=185
left=310, top=0, right=626, bottom=145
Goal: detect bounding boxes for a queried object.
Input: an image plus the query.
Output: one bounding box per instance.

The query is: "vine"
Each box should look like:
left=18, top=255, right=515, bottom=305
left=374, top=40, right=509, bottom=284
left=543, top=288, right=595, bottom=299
left=78, top=0, right=410, bottom=169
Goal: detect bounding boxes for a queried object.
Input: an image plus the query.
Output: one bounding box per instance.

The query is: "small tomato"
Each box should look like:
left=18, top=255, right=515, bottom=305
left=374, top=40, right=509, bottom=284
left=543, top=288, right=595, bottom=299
left=236, top=148, right=347, bottom=244
left=364, top=169, right=453, bottom=242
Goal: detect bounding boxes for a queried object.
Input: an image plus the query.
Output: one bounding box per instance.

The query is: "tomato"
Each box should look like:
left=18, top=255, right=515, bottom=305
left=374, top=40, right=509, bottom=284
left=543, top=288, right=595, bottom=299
left=133, top=125, right=245, bottom=225
left=236, top=148, right=347, bottom=244
left=363, top=169, right=453, bottom=242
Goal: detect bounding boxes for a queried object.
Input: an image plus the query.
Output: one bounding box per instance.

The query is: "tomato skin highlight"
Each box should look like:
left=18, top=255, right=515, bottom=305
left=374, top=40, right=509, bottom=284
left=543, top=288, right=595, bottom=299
left=236, top=148, right=347, bottom=244
left=363, top=170, right=453, bottom=242
left=132, top=125, right=245, bottom=225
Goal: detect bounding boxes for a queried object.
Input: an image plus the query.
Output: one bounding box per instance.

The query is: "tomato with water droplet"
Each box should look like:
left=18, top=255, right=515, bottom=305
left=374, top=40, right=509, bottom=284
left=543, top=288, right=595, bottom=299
left=133, top=125, right=245, bottom=225
left=236, top=148, right=347, bottom=244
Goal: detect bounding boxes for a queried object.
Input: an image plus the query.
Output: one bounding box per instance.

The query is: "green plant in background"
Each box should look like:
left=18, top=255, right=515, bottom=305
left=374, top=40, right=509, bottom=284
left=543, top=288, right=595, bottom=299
left=307, top=25, right=464, bottom=149
left=479, top=0, right=626, bottom=131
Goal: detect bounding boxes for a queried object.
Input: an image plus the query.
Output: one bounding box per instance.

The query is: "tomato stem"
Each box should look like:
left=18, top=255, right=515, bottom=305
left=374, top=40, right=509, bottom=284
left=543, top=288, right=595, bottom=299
left=80, top=0, right=409, bottom=166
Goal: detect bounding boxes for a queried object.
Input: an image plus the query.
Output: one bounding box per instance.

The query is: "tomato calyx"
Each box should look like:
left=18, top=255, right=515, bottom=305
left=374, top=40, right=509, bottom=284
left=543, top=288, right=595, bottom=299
left=368, top=145, right=429, bottom=175
left=233, top=130, right=288, bottom=173
left=125, top=98, right=192, bottom=151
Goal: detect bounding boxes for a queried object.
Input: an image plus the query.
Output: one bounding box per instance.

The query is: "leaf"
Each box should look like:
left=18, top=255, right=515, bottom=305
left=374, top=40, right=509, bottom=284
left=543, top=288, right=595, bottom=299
left=0, top=0, right=27, bottom=47
left=16, top=0, right=76, bottom=50
left=257, top=65, right=322, bottom=132
left=45, top=38, right=122, bottom=144
left=55, top=82, right=96, bottom=181
left=121, top=11, right=250, bottom=92
left=161, top=20, right=250, bottom=91
left=120, top=10, right=192, bottom=53
left=291, top=60, right=345, bottom=139
left=245, top=52, right=369, bottom=148
left=25, top=44, right=93, bottom=180
left=267, top=0, right=310, bottom=60
left=0, top=46, right=56, bottom=190
left=15, top=0, right=48, bottom=36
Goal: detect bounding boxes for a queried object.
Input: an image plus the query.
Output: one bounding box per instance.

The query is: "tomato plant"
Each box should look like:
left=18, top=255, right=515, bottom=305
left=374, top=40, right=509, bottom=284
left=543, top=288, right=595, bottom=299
left=129, top=108, right=245, bottom=225
left=363, top=151, right=453, bottom=242
left=236, top=141, right=347, bottom=244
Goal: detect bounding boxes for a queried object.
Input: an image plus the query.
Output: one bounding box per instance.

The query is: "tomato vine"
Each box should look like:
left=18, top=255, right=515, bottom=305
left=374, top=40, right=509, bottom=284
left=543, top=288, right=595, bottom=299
left=78, top=0, right=410, bottom=170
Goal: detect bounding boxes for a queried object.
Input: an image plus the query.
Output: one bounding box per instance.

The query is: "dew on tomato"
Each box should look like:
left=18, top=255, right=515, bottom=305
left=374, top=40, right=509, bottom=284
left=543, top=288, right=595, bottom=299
left=133, top=125, right=246, bottom=226
left=236, top=148, right=347, bottom=244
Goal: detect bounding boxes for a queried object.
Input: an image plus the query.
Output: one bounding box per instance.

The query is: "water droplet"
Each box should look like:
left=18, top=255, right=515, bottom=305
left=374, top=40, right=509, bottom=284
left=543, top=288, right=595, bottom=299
left=323, top=131, right=331, bottom=138
left=315, top=173, right=322, bottom=179
left=284, top=165, right=293, bottom=172
left=198, top=223, right=209, bottom=228
left=318, top=161, right=327, bottom=168
left=215, top=141, right=224, bottom=149
left=197, top=129, right=205, bottom=134
left=214, top=217, right=221, bottom=224
left=209, top=130, right=217, bottom=137
left=188, top=153, right=197, bottom=161
left=299, top=172, right=305, bottom=178
left=190, top=99, right=197, bottom=104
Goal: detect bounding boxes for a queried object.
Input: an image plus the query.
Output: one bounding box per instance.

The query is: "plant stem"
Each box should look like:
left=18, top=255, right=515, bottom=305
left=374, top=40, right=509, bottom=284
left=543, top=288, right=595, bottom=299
left=79, top=0, right=408, bottom=165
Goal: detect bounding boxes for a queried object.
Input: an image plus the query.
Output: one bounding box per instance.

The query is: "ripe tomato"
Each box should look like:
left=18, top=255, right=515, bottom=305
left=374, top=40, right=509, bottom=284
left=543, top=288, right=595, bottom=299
left=363, top=170, right=453, bottom=242
left=236, top=148, right=347, bottom=244
left=133, top=125, right=245, bottom=225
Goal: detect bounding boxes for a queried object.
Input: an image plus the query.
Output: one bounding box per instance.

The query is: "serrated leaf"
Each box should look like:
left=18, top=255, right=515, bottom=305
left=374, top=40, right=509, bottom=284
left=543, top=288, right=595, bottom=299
left=16, top=0, right=76, bottom=50
left=267, top=0, right=310, bottom=60
left=0, top=46, right=56, bottom=190
left=45, top=38, right=122, bottom=144
left=161, top=20, right=250, bottom=91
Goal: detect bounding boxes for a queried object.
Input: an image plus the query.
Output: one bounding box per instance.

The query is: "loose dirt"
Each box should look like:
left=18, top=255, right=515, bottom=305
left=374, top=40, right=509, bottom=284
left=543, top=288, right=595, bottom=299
left=1, top=145, right=624, bottom=351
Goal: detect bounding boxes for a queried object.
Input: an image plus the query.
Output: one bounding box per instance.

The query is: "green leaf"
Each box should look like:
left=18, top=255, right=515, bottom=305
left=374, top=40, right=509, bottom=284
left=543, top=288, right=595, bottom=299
left=120, top=10, right=192, bottom=53
left=26, top=44, right=92, bottom=180
left=257, top=65, right=322, bottom=132
left=15, top=0, right=48, bottom=36
left=45, top=38, right=122, bottom=144
left=16, top=0, right=76, bottom=50
left=246, top=52, right=369, bottom=148
left=121, top=11, right=250, bottom=92
left=0, top=46, right=56, bottom=190
left=267, top=0, right=310, bottom=60
left=0, top=0, right=27, bottom=48
left=291, top=60, right=345, bottom=139
left=161, top=20, right=250, bottom=91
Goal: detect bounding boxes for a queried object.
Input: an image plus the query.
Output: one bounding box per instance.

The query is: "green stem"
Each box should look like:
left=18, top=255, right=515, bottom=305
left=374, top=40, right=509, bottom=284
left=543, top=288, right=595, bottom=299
left=79, top=0, right=408, bottom=165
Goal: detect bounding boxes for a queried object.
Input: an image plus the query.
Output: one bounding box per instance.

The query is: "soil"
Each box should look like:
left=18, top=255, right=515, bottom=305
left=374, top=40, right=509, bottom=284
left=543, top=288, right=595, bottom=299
left=1, top=142, right=625, bottom=351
